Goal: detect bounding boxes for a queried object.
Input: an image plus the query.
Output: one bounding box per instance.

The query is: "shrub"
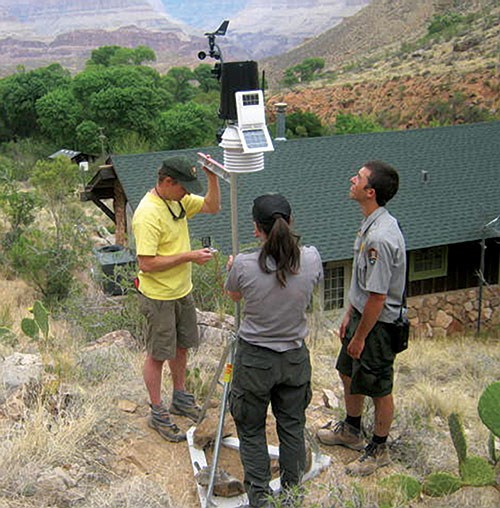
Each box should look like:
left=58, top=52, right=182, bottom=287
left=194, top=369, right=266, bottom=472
left=8, top=232, right=78, bottom=306
left=191, top=242, right=232, bottom=316
left=334, top=113, right=384, bottom=135
left=281, top=58, right=325, bottom=86
left=427, top=12, right=465, bottom=37
left=0, top=164, right=40, bottom=248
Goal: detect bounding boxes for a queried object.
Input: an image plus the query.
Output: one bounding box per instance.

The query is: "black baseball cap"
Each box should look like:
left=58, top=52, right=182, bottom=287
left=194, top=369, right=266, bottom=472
left=252, top=194, right=291, bottom=224
left=158, top=156, right=203, bottom=194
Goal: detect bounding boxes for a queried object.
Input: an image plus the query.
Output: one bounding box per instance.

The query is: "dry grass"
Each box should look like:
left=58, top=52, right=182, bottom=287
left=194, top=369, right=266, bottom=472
left=0, top=288, right=499, bottom=507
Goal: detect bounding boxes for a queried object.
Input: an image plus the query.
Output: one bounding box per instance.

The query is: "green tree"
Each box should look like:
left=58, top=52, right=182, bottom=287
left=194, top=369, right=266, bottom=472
left=72, top=66, right=169, bottom=109
left=87, top=45, right=156, bottom=67
left=284, top=111, right=323, bottom=138
left=89, top=85, right=163, bottom=135
left=87, top=45, right=122, bottom=67
left=0, top=64, right=71, bottom=138
left=72, top=66, right=170, bottom=144
left=155, top=101, right=218, bottom=150
left=193, top=64, right=220, bottom=93
left=130, top=45, right=156, bottom=65
left=161, top=66, right=196, bottom=103
left=36, top=88, right=83, bottom=145
left=75, top=120, right=102, bottom=154
left=72, top=69, right=111, bottom=108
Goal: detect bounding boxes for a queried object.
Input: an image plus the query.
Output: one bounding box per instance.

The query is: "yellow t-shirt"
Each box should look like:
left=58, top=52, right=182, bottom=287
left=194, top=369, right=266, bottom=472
left=132, top=192, right=204, bottom=300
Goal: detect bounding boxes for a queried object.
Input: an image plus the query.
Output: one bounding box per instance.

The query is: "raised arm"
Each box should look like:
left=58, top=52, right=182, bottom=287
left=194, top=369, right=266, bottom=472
left=200, top=167, right=221, bottom=214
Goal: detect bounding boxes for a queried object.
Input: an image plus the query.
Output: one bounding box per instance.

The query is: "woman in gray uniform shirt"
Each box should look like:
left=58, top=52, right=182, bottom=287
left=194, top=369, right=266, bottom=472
left=225, top=194, right=323, bottom=508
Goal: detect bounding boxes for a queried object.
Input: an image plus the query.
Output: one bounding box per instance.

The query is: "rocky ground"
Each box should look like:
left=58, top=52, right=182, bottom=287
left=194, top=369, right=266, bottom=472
left=1, top=276, right=499, bottom=508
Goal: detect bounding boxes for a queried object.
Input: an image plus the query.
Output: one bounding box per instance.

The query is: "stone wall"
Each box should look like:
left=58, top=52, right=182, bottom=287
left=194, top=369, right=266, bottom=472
left=407, top=284, right=500, bottom=338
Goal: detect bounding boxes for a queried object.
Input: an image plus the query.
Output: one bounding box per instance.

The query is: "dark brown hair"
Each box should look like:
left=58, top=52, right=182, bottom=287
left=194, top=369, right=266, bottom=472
left=364, top=160, right=399, bottom=206
left=257, top=215, right=301, bottom=288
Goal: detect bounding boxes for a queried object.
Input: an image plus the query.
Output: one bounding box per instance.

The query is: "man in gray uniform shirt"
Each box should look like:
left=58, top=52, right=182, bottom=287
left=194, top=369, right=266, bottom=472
left=317, top=160, right=406, bottom=476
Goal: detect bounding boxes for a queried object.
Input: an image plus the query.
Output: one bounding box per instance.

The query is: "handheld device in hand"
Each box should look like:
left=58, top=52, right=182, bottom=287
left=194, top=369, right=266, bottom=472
left=201, top=236, right=218, bottom=253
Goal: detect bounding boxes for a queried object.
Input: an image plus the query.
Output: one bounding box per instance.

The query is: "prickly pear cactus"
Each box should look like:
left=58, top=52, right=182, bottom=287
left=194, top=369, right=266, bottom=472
left=448, top=412, right=467, bottom=464
left=21, top=317, right=39, bottom=340
left=422, top=472, right=462, bottom=497
left=377, top=474, right=421, bottom=507
left=487, top=432, right=497, bottom=464
left=459, top=455, right=496, bottom=486
left=20, top=301, right=51, bottom=343
left=33, top=300, right=49, bottom=339
left=478, top=381, right=500, bottom=438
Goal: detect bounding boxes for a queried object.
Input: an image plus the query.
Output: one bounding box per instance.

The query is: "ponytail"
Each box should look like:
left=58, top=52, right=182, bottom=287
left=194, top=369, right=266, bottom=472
left=257, top=215, right=301, bottom=287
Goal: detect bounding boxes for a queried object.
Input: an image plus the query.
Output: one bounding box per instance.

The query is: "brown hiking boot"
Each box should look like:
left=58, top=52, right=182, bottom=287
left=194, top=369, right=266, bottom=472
left=345, top=442, right=390, bottom=476
left=169, top=391, right=200, bottom=422
left=316, top=420, right=365, bottom=450
left=148, top=403, right=186, bottom=442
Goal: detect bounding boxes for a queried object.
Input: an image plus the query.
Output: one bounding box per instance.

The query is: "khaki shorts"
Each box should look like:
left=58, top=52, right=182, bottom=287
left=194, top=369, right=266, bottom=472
left=336, top=309, right=395, bottom=397
left=138, top=292, right=199, bottom=361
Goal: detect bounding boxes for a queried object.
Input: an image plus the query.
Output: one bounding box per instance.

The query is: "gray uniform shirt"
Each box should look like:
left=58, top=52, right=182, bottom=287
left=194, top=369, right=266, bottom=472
left=225, top=246, right=323, bottom=352
left=348, top=207, right=406, bottom=323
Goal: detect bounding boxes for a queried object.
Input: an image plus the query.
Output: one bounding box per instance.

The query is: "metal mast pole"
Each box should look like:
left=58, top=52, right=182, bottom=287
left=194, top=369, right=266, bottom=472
left=476, top=234, right=486, bottom=335
left=205, top=173, right=240, bottom=507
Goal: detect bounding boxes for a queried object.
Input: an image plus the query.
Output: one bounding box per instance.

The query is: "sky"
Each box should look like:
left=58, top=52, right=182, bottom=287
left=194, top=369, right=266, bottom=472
left=160, top=0, right=244, bottom=28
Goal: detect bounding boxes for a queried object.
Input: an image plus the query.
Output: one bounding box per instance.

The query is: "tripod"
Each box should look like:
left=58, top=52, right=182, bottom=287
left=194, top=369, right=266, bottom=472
left=189, top=154, right=241, bottom=507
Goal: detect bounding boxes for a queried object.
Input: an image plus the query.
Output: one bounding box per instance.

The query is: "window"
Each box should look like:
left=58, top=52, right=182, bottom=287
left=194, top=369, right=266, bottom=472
left=409, top=246, right=448, bottom=281
left=324, top=264, right=345, bottom=310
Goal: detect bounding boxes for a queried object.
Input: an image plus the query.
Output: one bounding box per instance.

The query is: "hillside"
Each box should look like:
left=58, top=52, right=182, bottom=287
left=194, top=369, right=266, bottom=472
left=262, top=0, right=497, bottom=83
left=266, top=0, right=500, bottom=130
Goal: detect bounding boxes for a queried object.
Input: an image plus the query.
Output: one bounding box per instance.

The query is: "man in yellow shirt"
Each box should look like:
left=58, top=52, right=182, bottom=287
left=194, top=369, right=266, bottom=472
left=132, top=155, right=220, bottom=442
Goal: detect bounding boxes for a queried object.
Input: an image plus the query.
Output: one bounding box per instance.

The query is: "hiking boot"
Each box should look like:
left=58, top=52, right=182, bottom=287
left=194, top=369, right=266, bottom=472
left=345, top=442, right=390, bottom=476
left=316, top=420, right=365, bottom=450
left=148, top=403, right=186, bottom=442
left=169, top=391, right=200, bottom=422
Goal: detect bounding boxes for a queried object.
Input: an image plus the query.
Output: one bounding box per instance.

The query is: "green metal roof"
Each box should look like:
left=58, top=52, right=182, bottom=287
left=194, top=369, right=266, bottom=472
left=111, top=121, right=500, bottom=262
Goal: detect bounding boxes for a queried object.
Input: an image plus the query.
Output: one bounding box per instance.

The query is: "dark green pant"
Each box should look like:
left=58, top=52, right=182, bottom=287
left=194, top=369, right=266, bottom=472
left=336, top=308, right=396, bottom=397
left=230, top=339, right=312, bottom=508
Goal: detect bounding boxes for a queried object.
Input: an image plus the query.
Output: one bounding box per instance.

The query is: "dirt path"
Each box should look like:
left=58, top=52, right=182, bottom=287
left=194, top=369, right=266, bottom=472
left=110, top=391, right=401, bottom=508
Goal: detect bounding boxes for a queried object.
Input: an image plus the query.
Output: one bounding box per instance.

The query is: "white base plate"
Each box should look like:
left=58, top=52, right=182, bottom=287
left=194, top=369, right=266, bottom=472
left=187, top=427, right=331, bottom=508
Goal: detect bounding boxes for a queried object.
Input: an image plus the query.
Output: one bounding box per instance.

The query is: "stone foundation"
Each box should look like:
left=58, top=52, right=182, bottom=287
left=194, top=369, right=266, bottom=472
left=407, top=284, right=500, bottom=338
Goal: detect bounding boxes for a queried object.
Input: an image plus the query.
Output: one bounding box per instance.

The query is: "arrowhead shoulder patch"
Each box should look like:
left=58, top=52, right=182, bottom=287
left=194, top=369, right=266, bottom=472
left=368, top=248, right=378, bottom=265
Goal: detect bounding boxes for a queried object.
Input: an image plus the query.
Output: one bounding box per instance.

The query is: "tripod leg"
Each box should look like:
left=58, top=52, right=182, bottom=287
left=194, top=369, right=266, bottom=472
left=197, top=340, right=232, bottom=425
left=205, top=334, right=237, bottom=507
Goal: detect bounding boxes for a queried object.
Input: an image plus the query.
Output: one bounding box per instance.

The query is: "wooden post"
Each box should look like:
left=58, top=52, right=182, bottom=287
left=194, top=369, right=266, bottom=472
left=114, top=179, right=127, bottom=246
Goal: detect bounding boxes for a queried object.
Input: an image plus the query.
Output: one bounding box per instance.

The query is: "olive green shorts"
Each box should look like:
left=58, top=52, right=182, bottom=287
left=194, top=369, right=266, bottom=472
left=336, top=309, right=395, bottom=397
left=138, top=292, right=199, bottom=361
